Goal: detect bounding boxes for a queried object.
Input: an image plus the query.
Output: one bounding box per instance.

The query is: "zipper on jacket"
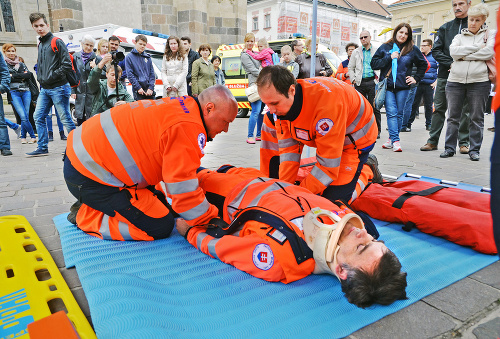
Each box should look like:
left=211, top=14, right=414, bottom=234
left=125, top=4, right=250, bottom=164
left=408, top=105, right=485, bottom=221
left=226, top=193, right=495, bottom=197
left=278, top=192, right=305, bottom=212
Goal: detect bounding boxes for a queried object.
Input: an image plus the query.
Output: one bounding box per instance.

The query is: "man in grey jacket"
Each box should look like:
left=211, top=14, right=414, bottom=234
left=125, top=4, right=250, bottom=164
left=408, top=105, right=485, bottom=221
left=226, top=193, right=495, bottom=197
left=348, top=31, right=381, bottom=138
left=420, top=0, right=470, bottom=153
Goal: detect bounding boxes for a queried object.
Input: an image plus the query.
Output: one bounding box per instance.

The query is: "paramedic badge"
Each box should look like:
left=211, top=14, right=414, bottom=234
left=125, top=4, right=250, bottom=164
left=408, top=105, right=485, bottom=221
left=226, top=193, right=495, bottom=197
left=197, top=133, right=206, bottom=154
left=316, top=118, right=334, bottom=136
left=252, top=243, right=274, bottom=271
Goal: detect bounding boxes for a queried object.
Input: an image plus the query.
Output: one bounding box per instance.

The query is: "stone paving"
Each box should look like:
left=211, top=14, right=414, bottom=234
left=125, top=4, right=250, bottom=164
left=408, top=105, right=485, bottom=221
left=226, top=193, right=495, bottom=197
left=0, top=108, right=498, bottom=338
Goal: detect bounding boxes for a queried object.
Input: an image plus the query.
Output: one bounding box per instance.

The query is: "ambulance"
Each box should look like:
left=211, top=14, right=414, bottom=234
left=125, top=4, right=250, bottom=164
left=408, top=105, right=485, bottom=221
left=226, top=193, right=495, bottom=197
left=217, top=39, right=342, bottom=118
left=54, top=24, right=168, bottom=100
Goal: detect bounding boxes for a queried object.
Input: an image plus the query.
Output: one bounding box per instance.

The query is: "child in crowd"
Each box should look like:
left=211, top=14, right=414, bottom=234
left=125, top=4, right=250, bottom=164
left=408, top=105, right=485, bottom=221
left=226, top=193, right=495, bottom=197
left=279, top=45, right=299, bottom=78
left=245, top=38, right=275, bottom=68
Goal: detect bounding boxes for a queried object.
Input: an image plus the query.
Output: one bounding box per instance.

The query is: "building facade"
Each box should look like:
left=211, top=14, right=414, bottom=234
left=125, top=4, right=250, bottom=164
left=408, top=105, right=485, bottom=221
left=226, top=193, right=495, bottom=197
left=0, top=0, right=246, bottom=70
left=388, top=0, right=498, bottom=47
left=247, top=0, right=392, bottom=57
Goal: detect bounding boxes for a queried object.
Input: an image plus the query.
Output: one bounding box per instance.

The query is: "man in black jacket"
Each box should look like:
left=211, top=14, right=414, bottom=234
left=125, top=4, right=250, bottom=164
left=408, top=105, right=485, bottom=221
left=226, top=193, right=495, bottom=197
left=27, top=12, right=76, bottom=157
left=420, top=0, right=470, bottom=153
left=181, top=37, right=199, bottom=96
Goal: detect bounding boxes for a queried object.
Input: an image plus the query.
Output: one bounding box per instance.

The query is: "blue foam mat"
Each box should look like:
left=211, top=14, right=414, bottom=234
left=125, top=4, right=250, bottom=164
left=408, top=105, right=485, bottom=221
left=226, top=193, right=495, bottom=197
left=53, top=176, right=497, bottom=338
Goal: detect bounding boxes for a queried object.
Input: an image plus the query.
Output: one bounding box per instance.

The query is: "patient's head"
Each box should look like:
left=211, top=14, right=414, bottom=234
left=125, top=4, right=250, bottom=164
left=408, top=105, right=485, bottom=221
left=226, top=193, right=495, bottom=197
left=334, top=224, right=407, bottom=307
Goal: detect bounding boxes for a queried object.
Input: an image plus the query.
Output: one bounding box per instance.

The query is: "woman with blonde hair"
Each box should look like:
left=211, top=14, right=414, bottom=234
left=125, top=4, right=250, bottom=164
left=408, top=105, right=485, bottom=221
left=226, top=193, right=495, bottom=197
left=161, top=36, right=188, bottom=97
left=440, top=3, right=494, bottom=161
left=97, top=39, right=109, bottom=57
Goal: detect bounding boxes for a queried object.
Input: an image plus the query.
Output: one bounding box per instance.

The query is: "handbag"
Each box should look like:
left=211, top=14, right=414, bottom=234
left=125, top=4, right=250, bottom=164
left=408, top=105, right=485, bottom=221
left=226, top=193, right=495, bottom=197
left=484, top=30, right=496, bottom=84
left=245, top=83, right=260, bottom=103
left=374, top=69, right=392, bottom=110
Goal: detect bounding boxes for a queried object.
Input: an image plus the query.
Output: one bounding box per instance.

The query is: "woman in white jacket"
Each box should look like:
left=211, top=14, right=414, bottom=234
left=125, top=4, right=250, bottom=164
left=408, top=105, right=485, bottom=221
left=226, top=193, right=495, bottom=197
left=161, top=36, right=188, bottom=97
left=441, top=4, right=494, bottom=161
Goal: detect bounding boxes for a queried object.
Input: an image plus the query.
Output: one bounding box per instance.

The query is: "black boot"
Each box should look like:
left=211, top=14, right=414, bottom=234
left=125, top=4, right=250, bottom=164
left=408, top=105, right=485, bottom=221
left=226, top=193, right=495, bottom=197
left=60, top=131, right=67, bottom=140
left=48, top=131, right=54, bottom=141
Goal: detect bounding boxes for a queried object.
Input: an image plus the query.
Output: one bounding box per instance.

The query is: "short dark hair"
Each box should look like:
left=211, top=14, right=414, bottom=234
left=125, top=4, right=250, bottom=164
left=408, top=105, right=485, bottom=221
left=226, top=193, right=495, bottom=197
left=135, top=34, right=148, bottom=44
left=422, top=38, right=433, bottom=47
left=340, top=249, right=407, bottom=308
left=345, top=42, right=359, bottom=53
left=211, top=55, right=221, bottom=64
left=291, top=39, right=301, bottom=50
left=198, top=43, right=211, bottom=54
left=180, top=36, right=191, bottom=44
left=109, top=35, right=120, bottom=43
left=256, top=65, right=297, bottom=98
left=29, top=12, right=47, bottom=25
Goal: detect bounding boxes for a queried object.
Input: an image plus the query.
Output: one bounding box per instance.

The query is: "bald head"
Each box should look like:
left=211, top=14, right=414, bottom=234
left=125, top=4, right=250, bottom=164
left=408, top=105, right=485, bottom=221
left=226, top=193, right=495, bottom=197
left=359, top=31, right=371, bottom=48
left=198, top=85, right=238, bottom=139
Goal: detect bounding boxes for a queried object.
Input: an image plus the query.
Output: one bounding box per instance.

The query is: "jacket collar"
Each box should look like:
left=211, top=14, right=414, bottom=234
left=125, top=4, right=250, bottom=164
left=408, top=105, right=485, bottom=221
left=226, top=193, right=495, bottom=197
left=194, top=97, right=212, bottom=142
left=132, top=48, right=150, bottom=58
left=462, top=24, right=488, bottom=36
left=39, top=31, right=53, bottom=44
left=277, top=83, right=303, bottom=122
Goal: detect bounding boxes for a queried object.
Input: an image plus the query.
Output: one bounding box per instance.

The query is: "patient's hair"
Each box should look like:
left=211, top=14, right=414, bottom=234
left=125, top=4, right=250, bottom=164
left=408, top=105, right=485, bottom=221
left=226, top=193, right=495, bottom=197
left=340, top=249, right=407, bottom=308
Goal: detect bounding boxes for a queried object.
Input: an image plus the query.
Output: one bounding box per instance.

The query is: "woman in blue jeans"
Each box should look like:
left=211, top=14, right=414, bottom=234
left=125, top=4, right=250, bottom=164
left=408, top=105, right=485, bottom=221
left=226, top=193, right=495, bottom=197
left=2, top=43, right=36, bottom=144
left=371, top=23, right=427, bottom=152
left=241, top=32, right=264, bottom=144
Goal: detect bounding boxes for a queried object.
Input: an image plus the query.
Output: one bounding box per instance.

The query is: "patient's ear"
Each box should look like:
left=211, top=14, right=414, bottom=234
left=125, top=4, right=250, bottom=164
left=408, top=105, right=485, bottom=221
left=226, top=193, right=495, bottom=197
left=335, top=264, right=348, bottom=280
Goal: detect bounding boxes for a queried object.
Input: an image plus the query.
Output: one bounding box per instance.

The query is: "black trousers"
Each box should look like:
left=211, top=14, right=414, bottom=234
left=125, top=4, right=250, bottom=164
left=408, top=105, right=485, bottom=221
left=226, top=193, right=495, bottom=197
left=355, top=78, right=381, bottom=134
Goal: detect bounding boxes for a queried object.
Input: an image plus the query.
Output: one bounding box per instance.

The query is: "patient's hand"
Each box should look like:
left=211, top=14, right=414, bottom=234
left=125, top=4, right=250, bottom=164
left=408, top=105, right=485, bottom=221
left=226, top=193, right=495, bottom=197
left=176, top=218, right=191, bottom=237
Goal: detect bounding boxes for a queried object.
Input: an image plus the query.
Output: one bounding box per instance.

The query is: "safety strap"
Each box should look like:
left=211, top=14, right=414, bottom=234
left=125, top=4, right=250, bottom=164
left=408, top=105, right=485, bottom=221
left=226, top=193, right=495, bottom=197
left=206, top=207, right=313, bottom=265
left=392, top=185, right=446, bottom=209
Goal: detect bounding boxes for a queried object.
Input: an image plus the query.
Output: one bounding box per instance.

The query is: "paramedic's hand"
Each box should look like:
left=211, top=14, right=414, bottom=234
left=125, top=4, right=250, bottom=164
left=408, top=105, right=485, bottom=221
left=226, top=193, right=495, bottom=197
left=176, top=218, right=191, bottom=237
left=406, top=76, right=416, bottom=85
left=391, top=51, right=399, bottom=59
left=71, top=94, right=76, bottom=99
left=114, top=101, right=127, bottom=107
left=146, top=89, right=153, bottom=96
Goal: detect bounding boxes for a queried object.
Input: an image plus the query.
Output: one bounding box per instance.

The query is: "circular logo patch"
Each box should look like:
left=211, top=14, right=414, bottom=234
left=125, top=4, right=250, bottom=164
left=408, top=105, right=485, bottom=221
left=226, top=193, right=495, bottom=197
left=252, top=243, right=274, bottom=271
left=315, top=118, right=334, bottom=136
left=197, top=133, right=206, bottom=154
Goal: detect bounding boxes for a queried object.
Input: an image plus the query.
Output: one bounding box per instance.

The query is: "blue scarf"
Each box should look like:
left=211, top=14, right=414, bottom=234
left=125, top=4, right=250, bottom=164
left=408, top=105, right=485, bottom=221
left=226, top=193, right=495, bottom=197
left=390, top=43, right=400, bottom=86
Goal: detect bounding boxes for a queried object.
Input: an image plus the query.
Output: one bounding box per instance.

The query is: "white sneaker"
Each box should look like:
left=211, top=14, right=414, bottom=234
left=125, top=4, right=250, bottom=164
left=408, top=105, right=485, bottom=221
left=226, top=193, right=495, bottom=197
left=393, top=141, right=402, bottom=152
left=382, top=139, right=393, bottom=149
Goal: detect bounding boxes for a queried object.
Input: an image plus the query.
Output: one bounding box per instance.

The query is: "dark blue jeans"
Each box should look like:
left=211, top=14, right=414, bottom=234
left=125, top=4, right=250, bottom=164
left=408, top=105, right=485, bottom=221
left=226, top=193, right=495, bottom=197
left=408, top=82, right=434, bottom=128
left=0, top=93, right=10, bottom=150
left=401, top=85, right=417, bottom=128
left=248, top=99, right=264, bottom=138
left=491, top=109, right=500, bottom=256
left=11, top=90, right=36, bottom=138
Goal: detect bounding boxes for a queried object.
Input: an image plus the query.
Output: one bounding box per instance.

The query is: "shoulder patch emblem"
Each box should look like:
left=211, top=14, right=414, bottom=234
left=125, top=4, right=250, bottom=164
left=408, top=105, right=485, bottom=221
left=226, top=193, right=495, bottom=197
left=197, top=133, right=206, bottom=154
left=252, top=243, right=274, bottom=271
left=315, top=118, right=334, bottom=136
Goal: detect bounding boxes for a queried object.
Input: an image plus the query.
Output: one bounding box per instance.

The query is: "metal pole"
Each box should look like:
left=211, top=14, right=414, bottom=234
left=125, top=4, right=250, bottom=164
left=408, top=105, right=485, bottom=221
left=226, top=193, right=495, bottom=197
left=309, top=0, right=318, bottom=78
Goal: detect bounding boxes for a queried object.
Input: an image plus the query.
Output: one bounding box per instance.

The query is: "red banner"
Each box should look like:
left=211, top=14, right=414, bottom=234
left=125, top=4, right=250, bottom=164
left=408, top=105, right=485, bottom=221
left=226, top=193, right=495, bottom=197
left=341, top=26, right=350, bottom=41
left=320, top=23, right=331, bottom=38
left=278, top=16, right=286, bottom=33
left=286, top=17, right=297, bottom=33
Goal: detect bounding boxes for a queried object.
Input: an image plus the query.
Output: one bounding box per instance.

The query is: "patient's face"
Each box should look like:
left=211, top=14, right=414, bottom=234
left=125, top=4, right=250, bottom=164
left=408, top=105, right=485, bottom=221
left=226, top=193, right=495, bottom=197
left=335, top=226, right=386, bottom=274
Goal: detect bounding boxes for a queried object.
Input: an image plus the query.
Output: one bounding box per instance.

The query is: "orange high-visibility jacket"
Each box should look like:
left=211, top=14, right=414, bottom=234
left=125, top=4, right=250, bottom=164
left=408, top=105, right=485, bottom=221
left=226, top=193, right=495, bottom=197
left=276, top=78, right=377, bottom=195
left=66, top=97, right=219, bottom=226
left=335, top=60, right=351, bottom=84
left=186, top=169, right=353, bottom=283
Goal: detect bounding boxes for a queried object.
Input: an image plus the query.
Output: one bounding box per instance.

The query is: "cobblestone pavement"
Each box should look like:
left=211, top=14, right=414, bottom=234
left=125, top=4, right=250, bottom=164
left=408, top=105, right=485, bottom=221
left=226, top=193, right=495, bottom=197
left=0, top=109, right=498, bottom=338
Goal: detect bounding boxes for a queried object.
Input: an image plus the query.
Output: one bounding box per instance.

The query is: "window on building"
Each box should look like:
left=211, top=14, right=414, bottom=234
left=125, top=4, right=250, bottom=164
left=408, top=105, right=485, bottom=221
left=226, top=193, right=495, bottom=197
left=413, top=27, right=422, bottom=47
left=264, top=14, right=271, bottom=29
left=0, top=0, right=15, bottom=32
left=253, top=17, right=258, bottom=31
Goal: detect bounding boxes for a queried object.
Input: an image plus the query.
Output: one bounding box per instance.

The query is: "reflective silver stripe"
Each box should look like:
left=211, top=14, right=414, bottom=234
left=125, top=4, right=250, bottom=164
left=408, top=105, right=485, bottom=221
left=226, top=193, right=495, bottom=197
left=100, top=215, right=113, bottom=240
left=227, top=178, right=272, bottom=221
left=262, top=124, right=277, bottom=138
left=166, top=179, right=199, bottom=195
left=280, top=152, right=301, bottom=163
left=346, top=92, right=366, bottom=134
left=180, top=198, right=210, bottom=221
left=196, top=232, right=208, bottom=249
left=344, top=115, right=375, bottom=146
left=248, top=182, right=292, bottom=207
left=117, top=221, right=133, bottom=241
left=261, top=140, right=279, bottom=151
left=351, top=189, right=358, bottom=202
left=357, top=178, right=366, bottom=192
left=278, top=138, right=300, bottom=148
left=316, top=154, right=341, bottom=169
left=100, top=111, right=147, bottom=188
left=72, top=124, right=124, bottom=187
left=207, top=238, right=219, bottom=259
left=310, top=166, right=333, bottom=186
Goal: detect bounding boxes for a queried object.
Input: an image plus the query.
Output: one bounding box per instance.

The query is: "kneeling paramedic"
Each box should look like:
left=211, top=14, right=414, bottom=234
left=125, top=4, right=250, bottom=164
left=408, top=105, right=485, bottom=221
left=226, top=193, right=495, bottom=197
left=256, top=66, right=377, bottom=203
left=176, top=166, right=407, bottom=308
left=63, top=85, right=238, bottom=241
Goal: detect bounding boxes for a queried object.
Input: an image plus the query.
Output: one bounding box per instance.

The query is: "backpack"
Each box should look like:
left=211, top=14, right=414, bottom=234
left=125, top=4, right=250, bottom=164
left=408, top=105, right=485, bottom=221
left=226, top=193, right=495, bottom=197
left=271, top=52, right=280, bottom=65
left=50, top=37, right=80, bottom=87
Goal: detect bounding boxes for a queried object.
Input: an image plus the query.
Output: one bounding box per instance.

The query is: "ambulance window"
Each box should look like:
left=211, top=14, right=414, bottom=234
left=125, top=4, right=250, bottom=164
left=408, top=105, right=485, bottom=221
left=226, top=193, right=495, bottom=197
left=222, top=57, right=246, bottom=80
left=150, top=54, right=164, bottom=71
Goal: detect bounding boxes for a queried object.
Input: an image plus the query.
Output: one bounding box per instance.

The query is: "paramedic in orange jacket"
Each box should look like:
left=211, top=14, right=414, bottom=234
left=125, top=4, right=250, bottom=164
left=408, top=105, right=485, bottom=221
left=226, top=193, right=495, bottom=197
left=176, top=166, right=407, bottom=308
left=63, top=85, right=238, bottom=241
left=256, top=66, right=378, bottom=203
left=334, top=42, right=358, bottom=85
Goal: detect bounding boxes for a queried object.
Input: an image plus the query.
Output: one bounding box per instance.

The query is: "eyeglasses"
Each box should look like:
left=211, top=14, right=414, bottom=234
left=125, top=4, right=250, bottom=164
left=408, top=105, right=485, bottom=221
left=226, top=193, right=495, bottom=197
left=360, top=36, right=369, bottom=39
left=421, top=44, right=430, bottom=47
